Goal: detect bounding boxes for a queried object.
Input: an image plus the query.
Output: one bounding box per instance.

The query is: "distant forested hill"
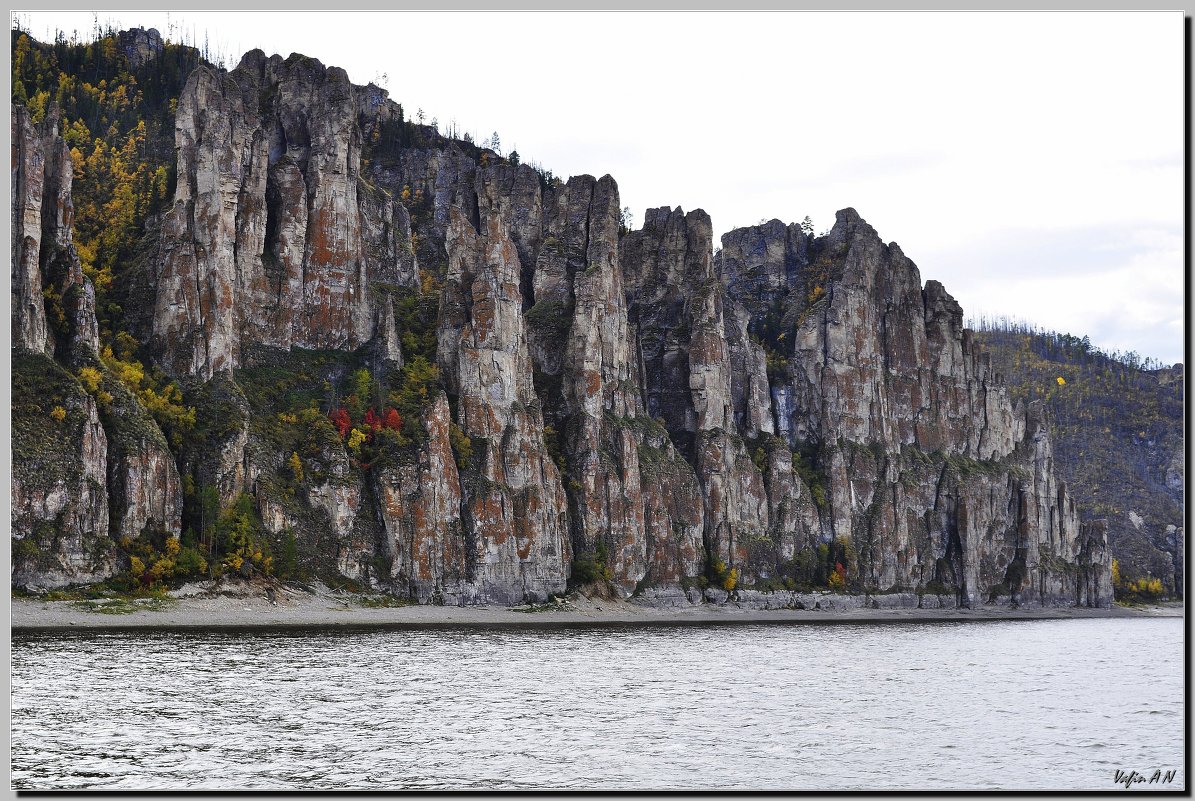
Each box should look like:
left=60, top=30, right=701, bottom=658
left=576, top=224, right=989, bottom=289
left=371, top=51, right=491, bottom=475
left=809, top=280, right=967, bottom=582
left=972, top=320, right=1184, bottom=599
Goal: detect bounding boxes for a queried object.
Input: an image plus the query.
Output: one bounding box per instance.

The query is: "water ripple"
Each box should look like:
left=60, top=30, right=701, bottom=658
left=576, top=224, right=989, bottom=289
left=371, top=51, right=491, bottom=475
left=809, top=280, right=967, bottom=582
left=11, top=618, right=1184, bottom=791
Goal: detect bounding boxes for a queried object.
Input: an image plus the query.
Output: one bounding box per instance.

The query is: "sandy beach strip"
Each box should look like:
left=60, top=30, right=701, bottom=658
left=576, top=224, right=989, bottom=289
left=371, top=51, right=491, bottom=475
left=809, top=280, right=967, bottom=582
left=9, top=585, right=1181, bottom=632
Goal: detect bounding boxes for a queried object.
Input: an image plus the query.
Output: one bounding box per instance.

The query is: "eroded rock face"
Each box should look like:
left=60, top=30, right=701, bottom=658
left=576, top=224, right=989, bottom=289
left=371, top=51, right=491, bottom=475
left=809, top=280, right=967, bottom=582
left=11, top=109, right=179, bottom=588
left=554, top=176, right=653, bottom=594
left=182, top=374, right=253, bottom=511
left=374, top=394, right=466, bottom=602
left=11, top=354, right=114, bottom=589
left=623, top=207, right=734, bottom=444
left=107, top=447, right=183, bottom=542
left=152, top=52, right=415, bottom=380
left=12, top=105, right=51, bottom=355
left=117, top=27, right=163, bottom=68
left=620, top=206, right=772, bottom=584
left=637, top=424, right=705, bottom=586
left=717, top=209, right=1113, bottom=606
left=725, top=302, right=775, bottom=441
left=439, top=207, right=570, bottom=603
left=101, top=380, right=184, bottom=543
left=12, top=105, right=99, bottom=363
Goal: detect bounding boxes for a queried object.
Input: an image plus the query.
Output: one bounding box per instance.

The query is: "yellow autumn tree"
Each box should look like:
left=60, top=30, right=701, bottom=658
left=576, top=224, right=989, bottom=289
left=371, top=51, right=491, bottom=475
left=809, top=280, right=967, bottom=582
left=288, top=452, right=304, bottom=483
left=78, top=366, right=103, bottom=393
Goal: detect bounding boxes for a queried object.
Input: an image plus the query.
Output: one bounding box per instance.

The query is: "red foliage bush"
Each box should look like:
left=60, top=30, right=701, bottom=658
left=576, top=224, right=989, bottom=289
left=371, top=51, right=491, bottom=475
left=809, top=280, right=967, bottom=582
left=329, top=407, right=351, bottom=438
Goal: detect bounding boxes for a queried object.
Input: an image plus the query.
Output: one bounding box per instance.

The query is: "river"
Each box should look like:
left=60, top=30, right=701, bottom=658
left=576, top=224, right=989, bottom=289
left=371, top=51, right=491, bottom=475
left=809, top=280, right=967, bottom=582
left=10, top=617, right=1184, bottom=790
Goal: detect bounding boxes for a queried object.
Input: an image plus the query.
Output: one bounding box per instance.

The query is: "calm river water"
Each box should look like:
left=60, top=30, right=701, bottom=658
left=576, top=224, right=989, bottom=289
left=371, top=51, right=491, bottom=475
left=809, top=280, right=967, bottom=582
left=10, top=617, right=1184, bottom=791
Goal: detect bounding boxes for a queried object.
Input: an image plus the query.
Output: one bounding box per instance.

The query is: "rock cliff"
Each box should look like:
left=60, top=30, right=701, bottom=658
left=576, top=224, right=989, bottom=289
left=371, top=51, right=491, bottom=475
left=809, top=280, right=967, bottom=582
left=715, top=211, right=1110, bottom=605
left=10, top=37, right=1113, bottom=606
left=151, top=51, right=416, bottom=379
left=11, top=104, right=181, bottom=588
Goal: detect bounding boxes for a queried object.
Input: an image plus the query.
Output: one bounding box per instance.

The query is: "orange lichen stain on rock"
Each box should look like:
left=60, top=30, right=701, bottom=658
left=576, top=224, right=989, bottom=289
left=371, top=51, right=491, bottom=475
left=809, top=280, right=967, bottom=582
left=469, top=283, right=497, bottom=343
left=583, top=369, right=602, bottom=398
left=514, top=501, right=535, bottom=560
left=307, top=206, right=349, bottom=266
left=411, top=499, right=430, bottom=542
left=461, top=396, right=501, bottom=440
left=217, top=279, right=235, bottom=314
left=381, top=486, right=403, bottom=519
left=411, top=504, right=435, bottom=581
left=472, top=492, right=508, bottom=547
left=56, top=191, right=74, bottom=231
left=515, top=537, right=533, bottom=561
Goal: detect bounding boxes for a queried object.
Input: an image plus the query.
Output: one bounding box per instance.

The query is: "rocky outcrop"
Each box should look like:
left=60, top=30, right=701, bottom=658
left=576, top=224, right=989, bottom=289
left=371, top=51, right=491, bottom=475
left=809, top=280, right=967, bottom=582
left=117, top=27, right=163, bottom=68
left=152, top=52, right=416, bottom=379
left=621, top=206, right=771, bottom=581
left=637, top=422, right=705, bottom=587
left=716, top=209, right=1112, bottom=606
left=374, top=393, right=466, bottom=602
left=555, top=175, right=652, bottom=593
left=11, top=353, right=114, bottom=588
left=251, top=397, right=368, bottom=584
left=438, top=205, right=570, bottom=602
left=11, top=104, right=99, bottom=363
left=11, top=105, right=180, bottom=587
left=12, top=105, right=51, bottom=354
left=184, top=374, right=253, bottom=508
left=99, top=378, right=184, bottom=542
left=622, top=207, right=733, bottom=445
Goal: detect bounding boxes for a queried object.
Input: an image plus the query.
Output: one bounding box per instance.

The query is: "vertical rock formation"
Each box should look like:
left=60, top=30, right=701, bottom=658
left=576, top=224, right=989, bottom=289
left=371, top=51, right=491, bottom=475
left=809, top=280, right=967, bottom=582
left=11, top=107, right=115, bottom=587
left=718, top=209, right=1111, bottom=606
left=100, top=378, right=184, bottom=543
left=556, top=175, right=651, bottom=593
left=152, top=51, right=416, bottom=380
left=11, top=104, right=181, bottom=588
left=621, top=207, right=770, bottom=581
left=436, top=204, right=570, bottom=602
left=117, top=27, right=164, bottom=68
left=11, top=105, right=98, bottom=363
left=374, top=393, right=466, bottom=602
left=11, top=105, right=51, bottom=355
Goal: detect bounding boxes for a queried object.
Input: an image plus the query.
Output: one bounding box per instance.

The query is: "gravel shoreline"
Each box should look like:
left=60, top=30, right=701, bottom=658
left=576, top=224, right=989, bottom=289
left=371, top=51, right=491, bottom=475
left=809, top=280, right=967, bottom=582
left=10, top=583, right=1182, bottom=631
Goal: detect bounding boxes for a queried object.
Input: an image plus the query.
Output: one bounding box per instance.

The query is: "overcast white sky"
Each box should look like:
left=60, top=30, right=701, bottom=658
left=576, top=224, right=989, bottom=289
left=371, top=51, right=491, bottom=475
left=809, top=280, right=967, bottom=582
left=15, top=11, right=1187, bottom=365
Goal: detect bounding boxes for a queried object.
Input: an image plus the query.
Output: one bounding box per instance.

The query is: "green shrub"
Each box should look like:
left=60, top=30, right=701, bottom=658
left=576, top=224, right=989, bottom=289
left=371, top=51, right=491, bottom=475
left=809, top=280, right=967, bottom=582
left=571, top=541, right=613, bottom=585
left=525, top=300, right=573, bottom=349
left=571, top=554, right=600, bottom=584
left=173, top=546, right=208, bottom=578
left=449, top=422, right=473, bottom=470
left=274, top=529, right=301, bottom=580
left=706, top=555, right=735, bottom=591
left=218, top=493, right=272, bottom=575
